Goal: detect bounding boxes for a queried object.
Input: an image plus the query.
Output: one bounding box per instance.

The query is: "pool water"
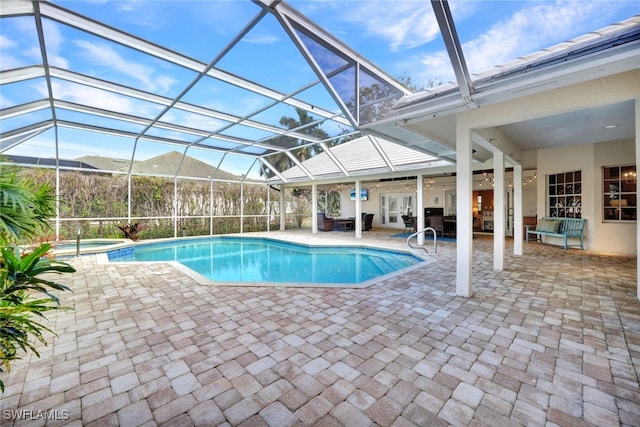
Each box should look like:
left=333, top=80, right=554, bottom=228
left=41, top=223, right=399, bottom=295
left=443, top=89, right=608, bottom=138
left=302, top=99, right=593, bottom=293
left=108, top=237, right=422, bottom=285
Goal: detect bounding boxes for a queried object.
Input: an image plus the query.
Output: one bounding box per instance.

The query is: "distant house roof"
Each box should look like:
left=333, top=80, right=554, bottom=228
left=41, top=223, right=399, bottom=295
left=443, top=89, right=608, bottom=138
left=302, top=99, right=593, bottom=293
left=7, top=152, right=246, bottom=182
left=129, top=151, right=242, bottom=181
left=6, top=155, right=98, bottom=170
left=76, top=156, right=132, bottom=172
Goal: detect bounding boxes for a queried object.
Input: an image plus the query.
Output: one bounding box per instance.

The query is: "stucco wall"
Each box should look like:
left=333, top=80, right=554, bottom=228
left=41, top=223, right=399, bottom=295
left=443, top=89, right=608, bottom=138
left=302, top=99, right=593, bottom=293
left=594, top=139, right=637, bottom=255
left=536, top=138, right=636, bottom=255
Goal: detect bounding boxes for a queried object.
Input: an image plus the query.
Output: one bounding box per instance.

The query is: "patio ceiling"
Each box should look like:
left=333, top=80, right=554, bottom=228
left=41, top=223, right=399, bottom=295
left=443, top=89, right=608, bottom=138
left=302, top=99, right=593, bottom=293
left=1, top=1, right=638, bottom=185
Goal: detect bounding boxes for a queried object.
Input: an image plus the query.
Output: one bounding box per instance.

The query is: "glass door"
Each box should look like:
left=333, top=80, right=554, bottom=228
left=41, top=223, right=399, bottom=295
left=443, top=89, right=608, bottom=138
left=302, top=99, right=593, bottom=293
left=381, top=193, right=415, bottom=228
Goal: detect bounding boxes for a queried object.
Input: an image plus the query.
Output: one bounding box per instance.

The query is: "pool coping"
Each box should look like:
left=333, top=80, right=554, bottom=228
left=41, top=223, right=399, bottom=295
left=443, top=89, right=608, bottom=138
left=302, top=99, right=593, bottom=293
left=52, top=238, right=134, bottom=256
left=97, top=233, right=436, bottom=288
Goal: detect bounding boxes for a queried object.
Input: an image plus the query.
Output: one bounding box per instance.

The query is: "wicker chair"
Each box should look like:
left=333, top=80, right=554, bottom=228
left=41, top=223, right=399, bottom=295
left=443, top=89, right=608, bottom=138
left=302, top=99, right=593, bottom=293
left=317, top=212, right=335, bottom=231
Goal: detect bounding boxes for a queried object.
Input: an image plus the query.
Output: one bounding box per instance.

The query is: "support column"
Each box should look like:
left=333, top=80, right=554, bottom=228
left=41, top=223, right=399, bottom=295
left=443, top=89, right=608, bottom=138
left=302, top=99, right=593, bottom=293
left=280, top=187, right=285, bottom=231
left=355, top=180, right=362, bottom=239
left=513, top=165, right=523, bottom=255
left=456, top=121, right=473, bottom=297
left=493, top=151, right=505, bottom=270
left=417, top=174, right=424, bottom=245
left=312, top=184, right=318, bottom=234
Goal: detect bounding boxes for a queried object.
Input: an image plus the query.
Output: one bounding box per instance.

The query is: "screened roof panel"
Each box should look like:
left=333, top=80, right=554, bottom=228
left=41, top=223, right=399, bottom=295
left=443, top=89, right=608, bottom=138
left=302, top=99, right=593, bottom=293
left=0, top=0, right=422, bottom=183
left=52, top=1, right=261, bottom=63
left=219, top=124, right=276, bottom=142
left=1, top=108, right=51, bottom=132
left=216, top=13, right=320, bottom=94
left=196, top=136, right=243, bottom=152
left=294, top=82, right=345, bottom=116
left=160, top=108, right=231, bottom=135
left=327, top=67, right=357, bottom=121
left=48, top=78, right=167, bottom=119
left=218, top=153, right=263, bottom=181
left=180, top=74, right=276, bottom=119
left=54, top=108, right=146, bottom=134
left=41, top=17, right=199, bottom=99
left=1, top=124, right=52, bottom=154
left=291, top=23, right=351, bottom=76
left=4, top=127, right=57, bottom=159
left=0, top=16, right=40, bottom=71
left=236, top=145, right=273, bottom=156
left=358, top=68, right=404, bottom=126
left=0, top=78, right=49, bottom=107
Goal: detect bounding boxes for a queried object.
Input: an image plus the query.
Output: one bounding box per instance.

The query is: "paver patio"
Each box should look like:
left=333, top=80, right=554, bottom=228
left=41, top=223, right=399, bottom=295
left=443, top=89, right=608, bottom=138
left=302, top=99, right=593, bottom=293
left=1, top=230, right=639, bottom=426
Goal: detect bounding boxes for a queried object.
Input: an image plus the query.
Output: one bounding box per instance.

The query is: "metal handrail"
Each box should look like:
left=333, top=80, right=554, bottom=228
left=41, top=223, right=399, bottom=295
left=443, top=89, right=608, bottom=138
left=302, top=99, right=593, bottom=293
left=406, top=227, right=437, bottom=254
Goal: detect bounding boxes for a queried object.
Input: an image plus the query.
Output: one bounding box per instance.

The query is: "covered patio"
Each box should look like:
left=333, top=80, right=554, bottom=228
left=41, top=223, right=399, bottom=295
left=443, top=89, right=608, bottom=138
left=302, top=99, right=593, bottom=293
left=3, top=232, right=639, bottom=425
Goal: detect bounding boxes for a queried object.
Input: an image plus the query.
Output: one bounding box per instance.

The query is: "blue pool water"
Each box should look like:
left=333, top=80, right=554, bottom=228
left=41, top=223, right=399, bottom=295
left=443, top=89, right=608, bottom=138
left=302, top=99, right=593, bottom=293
left=108, top=237, right=422, bottom=285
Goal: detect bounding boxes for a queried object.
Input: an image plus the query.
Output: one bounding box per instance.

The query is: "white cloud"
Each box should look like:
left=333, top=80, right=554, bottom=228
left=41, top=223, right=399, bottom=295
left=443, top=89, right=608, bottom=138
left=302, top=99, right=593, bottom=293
left=72, top=39, right=176, bottom=94
left=407, top=0, right=620, bottom=85
left=0, top=34, right=16, bottom=50
left=243, top=34, right=280, bottom=44
left=46, top=80, right=149, bottom=116
left=333, top=1, right=440, bottom=51
left=462, top=1, right=602, bottom=74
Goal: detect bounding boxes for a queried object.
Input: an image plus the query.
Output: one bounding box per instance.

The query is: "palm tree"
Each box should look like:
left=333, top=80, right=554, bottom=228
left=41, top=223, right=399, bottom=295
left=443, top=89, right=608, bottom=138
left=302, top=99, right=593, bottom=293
left=262, top=108, right=329, bottom=178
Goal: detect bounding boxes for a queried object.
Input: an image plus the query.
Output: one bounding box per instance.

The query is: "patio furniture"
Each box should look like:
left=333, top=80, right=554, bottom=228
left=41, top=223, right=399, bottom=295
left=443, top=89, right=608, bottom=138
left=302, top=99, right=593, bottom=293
left=318, top=213, right=335, bottom=231
left=363, top=213, right=374, bottom=231
left=402, top=215, right=416, bottom=232
left=427, top=215, right=444, bottom=237
left=335, top=218, right=355, bottom=231
left=444, top=216, right=456, bottom=237
left=525, top=217, right=585, bottom=250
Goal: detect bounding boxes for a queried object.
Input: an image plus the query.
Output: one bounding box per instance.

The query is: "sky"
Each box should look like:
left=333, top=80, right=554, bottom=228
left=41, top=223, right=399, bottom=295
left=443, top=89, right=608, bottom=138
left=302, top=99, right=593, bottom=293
left=1, top=0, right=638, bottom=176
left=291, top=0, right=638, bottom=87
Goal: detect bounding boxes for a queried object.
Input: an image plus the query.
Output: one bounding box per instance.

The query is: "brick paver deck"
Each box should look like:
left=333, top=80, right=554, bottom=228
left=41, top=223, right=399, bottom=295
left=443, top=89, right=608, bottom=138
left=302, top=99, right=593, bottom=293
left=1, top=230, right=639, bottom=426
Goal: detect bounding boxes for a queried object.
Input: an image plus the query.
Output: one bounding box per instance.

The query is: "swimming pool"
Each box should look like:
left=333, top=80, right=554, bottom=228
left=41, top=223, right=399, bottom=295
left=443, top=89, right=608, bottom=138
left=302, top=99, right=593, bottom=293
left=108, top=236, right=424, bottom=286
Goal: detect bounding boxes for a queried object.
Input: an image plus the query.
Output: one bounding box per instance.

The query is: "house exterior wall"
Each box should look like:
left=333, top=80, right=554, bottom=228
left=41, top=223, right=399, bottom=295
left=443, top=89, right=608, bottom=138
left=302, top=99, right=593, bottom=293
left=536, top=138, right=636, bottom=255
left=331, top=136, right=636, bottom=256
left=594, top=138, right=636, bottom=255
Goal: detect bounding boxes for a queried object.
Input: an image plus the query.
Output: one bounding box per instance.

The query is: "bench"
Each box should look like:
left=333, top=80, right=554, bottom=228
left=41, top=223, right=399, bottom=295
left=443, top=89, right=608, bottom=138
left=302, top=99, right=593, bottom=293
left=525, top=217, right=585, bottom=250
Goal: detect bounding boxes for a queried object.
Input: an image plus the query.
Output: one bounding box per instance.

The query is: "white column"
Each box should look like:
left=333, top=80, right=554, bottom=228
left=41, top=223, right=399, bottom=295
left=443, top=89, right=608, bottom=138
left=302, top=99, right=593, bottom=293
left=456, top=121, right=473, bottom=297
left=417, top=173, right=424, bottom=245
left=493, top=151, right=505, bottom=270
left=513, top=165, right=523, bottom=255
left=636, top=99, right=640, bottom=300
left=355, top=180, right=362, bottom=239
left=312, top=184, right=318, bottom=234
left=280, top=187, right=286, bottom=231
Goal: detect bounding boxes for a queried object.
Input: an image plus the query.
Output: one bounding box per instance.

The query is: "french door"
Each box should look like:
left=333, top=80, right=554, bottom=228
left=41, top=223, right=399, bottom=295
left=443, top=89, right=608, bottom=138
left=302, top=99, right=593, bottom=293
left=381, top=193, right=415, bottom=228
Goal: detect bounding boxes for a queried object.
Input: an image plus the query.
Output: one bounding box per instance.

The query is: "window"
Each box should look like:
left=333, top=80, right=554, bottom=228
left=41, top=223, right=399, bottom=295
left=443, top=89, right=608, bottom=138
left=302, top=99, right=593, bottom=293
left=548, top=170, right=582, bottom=218
left=603, top=165, right=637, bottom=221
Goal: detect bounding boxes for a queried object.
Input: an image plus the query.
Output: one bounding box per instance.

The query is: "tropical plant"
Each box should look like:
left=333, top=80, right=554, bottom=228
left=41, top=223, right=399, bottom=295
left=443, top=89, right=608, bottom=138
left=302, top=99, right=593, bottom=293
left=0, top=163, right=55, bottom=244
left=0, top=159, right=75, bottom=392
left=115, top=222, right=147, bottom=241
left=0, top=244, right=74, bottom=392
